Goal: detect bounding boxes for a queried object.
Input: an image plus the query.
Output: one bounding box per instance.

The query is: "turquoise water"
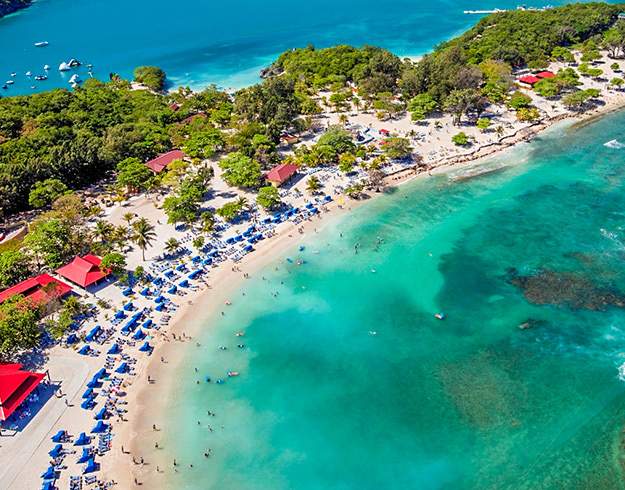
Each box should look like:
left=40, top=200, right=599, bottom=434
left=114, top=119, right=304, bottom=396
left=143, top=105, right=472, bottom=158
left=159, top=113, right=625, bottom=489
left=0, top=0, right=593, bottom=95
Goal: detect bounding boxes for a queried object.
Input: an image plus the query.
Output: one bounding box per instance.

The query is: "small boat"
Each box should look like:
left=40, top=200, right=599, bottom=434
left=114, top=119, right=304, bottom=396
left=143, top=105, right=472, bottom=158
left=68, top=58, right=81, bottom=67
left=5, top=80, right=13, bottom=85
left=219, top=346, right=227, bottom=350
left=215, top=380, right=224, bottom=384
left=25, top=71, right=31, bottom=76
left=435, top=313, right=445, bottom=320
left=30, top=85, right=36, bottom=89
left=227, top=372, right=239, bottom=377
left=43, top=65, right=50, bottom=70
left=1, top=85, right=7, bottom=89
left=10, top=72, right=16, bottom=77
left=59, top=62, right=70, bottom=71
left=237, top=344, right=244, bottom=348
left=86, top=63, right=93, bottom=68
left=299, top=246, right=305, bottom=251
left=34, top=75, right=47, bottom=80
left=69, top=74, right=81, bottom=84
left=34, top=41, right=49, bottom=47
left=224, top=301, right=231, bottom=305
left=312, top=251, right=319, bottom=254
left=235, top=333, right=244, bottom=337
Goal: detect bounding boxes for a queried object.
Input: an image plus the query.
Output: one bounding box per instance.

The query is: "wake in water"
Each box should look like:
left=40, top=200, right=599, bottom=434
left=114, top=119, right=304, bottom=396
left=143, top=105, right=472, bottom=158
left=603, top=139, right=625, bottom=149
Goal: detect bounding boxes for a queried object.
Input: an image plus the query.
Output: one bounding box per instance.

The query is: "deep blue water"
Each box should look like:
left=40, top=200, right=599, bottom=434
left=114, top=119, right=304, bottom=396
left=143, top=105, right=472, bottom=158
left=0, top=0, right=593, bottom=95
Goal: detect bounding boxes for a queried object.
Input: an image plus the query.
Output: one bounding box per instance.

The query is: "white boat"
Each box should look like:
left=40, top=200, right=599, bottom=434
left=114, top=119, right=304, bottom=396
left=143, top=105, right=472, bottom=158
left=59, top=62, right=70, bottom=71
left=69, top=74, right=81, bottom=84
left=10, top=72, right=16, bottom=77
left=6, top=80, right=14, bottom=85
left=34, top=41, right=49, bottom=47
left=43, top=65, right=50, bottom=70
left=68, top=58, right=81, bottom=67
left=26, top=71, right=31, bottom=76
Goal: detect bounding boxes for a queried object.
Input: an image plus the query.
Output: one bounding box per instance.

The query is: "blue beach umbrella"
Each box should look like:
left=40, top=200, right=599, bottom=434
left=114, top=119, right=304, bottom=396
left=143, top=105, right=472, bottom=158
left=123, top=302, right=133, bottom=311
left=91, top=421, right=108, bottom=433
left=74, top=432, right=90, bottom=446
left=133, top=329, right=145, bottom=341
left=51, top=430, right=65, bottom=443
left=49, top=444, right=63, bottom=457
left=107, top=343, right=121, bottom=354
left=41, top=466, right=55, bottom=480
left=77, top=447, right=92, bottom=463
left=95, top=407, right=107, bottom=420
left=139, top=341, right=150, bottom=352
left=78, top=345, right=90, bottom=355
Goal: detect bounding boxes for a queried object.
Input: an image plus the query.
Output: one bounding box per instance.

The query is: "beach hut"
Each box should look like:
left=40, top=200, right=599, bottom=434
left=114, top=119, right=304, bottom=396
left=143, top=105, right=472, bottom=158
left=107, top=343, right=121, bottom=355
left=74, top=432, right=90, bottom=446
left=264, top=163, right=299, bottom=187
left=77, top=447, right=92, bottom=463
left=49, top=444, right=63, bottom=457
left=517, top=75, right=541, bottom=88
left=55, top=254, right=110, bottom=289
left=145, top=150, right=186, bottom=173
left=91, top=421, right=108, bottom=433
left=94, top=408, right=107, bottom=420
left=78, top=345, right=90, bottom=355
left=51, top=430, right=66, bottom=443
left=41, top=466, right=56, bottom=481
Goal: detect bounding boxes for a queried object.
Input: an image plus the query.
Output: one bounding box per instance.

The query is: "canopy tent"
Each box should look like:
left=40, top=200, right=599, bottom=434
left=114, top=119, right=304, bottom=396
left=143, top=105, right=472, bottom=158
left=83, top=456, right=98, bottom=474
left=51, top=430, right=66, bottom=443
left=0, top=363, right=46, bottom=421
left=107, top=344, right=121, bottom=355
left=55, top=254, right=109, bottom=288
left=74, top=432, right=90, bottom=446
left=94, top=407, right=107, bottom=420
left=91, top=420, right=108, bottom=433
left=66, top=334, right=79, bottom=344
left=77, top=447, right=92, bottom=463
left=123, top=302, right=134, bottom=311
left=41, top=466, right=56, bottom=480
left=85, top=326, right=101, bottom=342
left=139, top=341, right=151, bottom=352
left=188, top=270, right=201, bottom=279
left=49, top=444, right=63, bottom=457
left=133, top=329, right=145, bottom=341
left=78, top=345, right=90, bottom=355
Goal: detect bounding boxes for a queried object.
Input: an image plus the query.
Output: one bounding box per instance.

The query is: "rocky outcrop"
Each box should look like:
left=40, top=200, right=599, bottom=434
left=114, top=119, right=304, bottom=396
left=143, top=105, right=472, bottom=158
left=0, top=0, right=32, bottom=19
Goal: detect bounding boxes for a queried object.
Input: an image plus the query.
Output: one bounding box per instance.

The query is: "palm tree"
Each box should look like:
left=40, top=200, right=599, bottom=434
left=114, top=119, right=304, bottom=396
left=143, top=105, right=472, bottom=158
left=306, top=175, right=321, bottom=194
left=164, top=237, right=180, bottom=255
left=122, top=212, right=136, bottom=226
left=131, top=218, right=156, bottom=261
left=338, top=114, right=349, bottom=125
left=236, top=196, right=248, bottom=210
left=200, top=211, right=215, bottom=236
left=93, top=220, right=114, bottom=243
left=112, top=225, right=129, bottom=251
left=352, top=96, right=361, bottom=111
left=495, top=125, right=505, bottom=140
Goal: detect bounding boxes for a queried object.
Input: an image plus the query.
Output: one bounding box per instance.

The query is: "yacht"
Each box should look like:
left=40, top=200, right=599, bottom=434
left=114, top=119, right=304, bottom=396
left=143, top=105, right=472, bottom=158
left=34, top=41, right=49, bottom=47
left=34, top=75, right=47, bottom=80
left=43, top=65, right=50, bottom=70
left=10, top=72, right=16, bottom=77
left=59, top=62, right=70, bottom=71
left=26, top=71, right=31, bottom=76
left=69, top=74, right=81, bottom=84
left=6, top=80, right=13, bottom=85
left=68, top=58, right=81, bottom=67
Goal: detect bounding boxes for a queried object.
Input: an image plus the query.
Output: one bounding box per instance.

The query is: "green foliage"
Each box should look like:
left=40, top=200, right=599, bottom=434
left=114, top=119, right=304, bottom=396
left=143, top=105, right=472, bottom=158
left=29, top=179, right=69, bottom=208
left=516, top=108, right=541, bottom=121
left=131, top=217, right=156, bottom=261
left=219, top=152, right=261, bottom=189
left=611, top=62, right=621, bottom=71
left=100, top=252, right=126, bottom=275
left=452, top=132, right=470, bottom=146
left=562, top=88, right=601, bottom=108
left=306, top=175, right=322, bottom=193
left=134, top=265, right=145, bottom=278
left=0, top=294, right=39, bottom=360
left=508, top=91, right=532, bottom=110
left=0, top=250, right=31, bottom=288
left=338, top=152, right=356, bottom=173
left=192, top=236, right=205, bottom=249
left=552, top=47, right=575, bottom=63
left=407, top=93, right=438, bottom=120
left=162, top=178, right=203, bottom=225
left=380, top=137, right=412, bottom=159
left=216, top=201, right=244, bottom=221
left=116, top=157, right=153, bottom=190
left=133, top=66, right=167, bottom=91
left=318, top=125, right=355, bottom=154
left=24, top=219, right=73, bottom=268
left=611, top=77, right=624, bottom=88
left=534, top=78, right=560, bottom=97
left=164, top=237, right=180, bottom=254
left=476, top=118, right=491, bottom=131
left=256, top=186, right=282, bottom=210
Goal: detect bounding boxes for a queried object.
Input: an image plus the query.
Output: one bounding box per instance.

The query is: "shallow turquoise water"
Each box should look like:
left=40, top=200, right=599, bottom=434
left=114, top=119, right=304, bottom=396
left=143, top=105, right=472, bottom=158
left=0, top=0, right=595, bottom=95
left=161, top=113, right=625, bottom=489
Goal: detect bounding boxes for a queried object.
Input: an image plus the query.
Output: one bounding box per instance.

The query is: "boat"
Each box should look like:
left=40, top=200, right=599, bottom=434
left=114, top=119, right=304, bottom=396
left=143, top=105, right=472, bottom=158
left=227, top=372, right=239, bottom=377
left=69, top=74, right=81, bottom=84
left=59, top=62, right=70, bottom=71
left=6, top=80, right=13, bottom=85
left=30, top=85, right=36, bottom=89
left=34, top=75, right=47, bottom=80
left=10, top=72, right=16, bottom=77
left=1, top=85, right=7, bottom=89
left=68, top=58, right=81, bottom=67
left=34, top=41, right=49, bottom=47
left=43, top=65, right=50, bottom=70
left=435, top=313, right=445, bottom=320
left=25, top=71, right=31, bottom=76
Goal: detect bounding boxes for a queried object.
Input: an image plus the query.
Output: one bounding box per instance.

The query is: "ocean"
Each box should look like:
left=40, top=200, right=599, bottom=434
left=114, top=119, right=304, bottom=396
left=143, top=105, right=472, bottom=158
left=153, top=112, right=625, bottom=489
left=0, top=0, right=593, bottom=95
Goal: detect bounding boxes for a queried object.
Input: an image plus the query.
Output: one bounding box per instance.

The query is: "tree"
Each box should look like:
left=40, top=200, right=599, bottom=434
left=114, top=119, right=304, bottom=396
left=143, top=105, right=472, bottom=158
left=161, top=159, right=191, bottom=188
left=100, top=252, right=126, bottom=276
left=344, top=184, right=364, bottom=198
left=199, top=211, right=215, bottom=235
left=552, top=47, right=575, bottom=64
left=611, top=62, right=621, bottom=72
left=495, top=125, right=505, bottom=139
left=256, top=186, right=282, bottom=210
left=407, top=93, right=438, bottom=120
left=193, top=236, right=205, bottom=250
left=28, top=179, right=69, bottom=209
left=117, top=158, right=153, bottom=191
left=516, top=108, right=541, bottom=121
left=133, top=66, right=167, bottom=91
left=131, top=218, right=156, bottom=261
left=162, top=178, right=203, bottom=225
left=216, top=201, right=244, bottom=221
left=317, top=125, right=355, bottom=153
left=451, top=132, right=469, bottom=146
left=219, top=152, right=262, bottom=188
left=380, top=137, right=411, bottom=159
left=0, top=295, right=39, bottom=360
left=508, top=91, right=532, bottom=110
left=476, top=118, right=491, bottom=132
left=93, top=220, right=114, bottom=244
left=611, top=77, right=624, bottom=89
left=164, top=238, right=180, bottom=255
left=306, top=175, right=321, bottom=194
left=444, top=89, right=482, bottom=125
left=338, top=114, right=349, bottom=125
left=122, top=212, right=136, bottom=226
left=0, top=251, right=31, bottom=288
left=339, top=152, right=356, bottom=173
left=24, top=218, right=73, bottom=269
left=533, top=79, right=560, bottom=98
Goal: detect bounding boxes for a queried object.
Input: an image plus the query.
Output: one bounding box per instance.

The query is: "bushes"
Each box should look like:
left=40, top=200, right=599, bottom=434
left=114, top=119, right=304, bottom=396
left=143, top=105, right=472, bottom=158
left=133, top=66, right=167, bottom=91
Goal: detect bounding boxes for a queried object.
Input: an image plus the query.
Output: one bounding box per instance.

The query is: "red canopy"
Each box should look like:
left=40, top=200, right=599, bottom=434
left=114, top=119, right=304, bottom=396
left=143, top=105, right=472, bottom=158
left=145, top=150, right=186, bottom=173
left=0, top=363, right=46, bottom=421
left=0, top=274, right=72, bottom=304
left=56, top=254, right=109, bottom=288
left=535, top=71, right=555, bottom=79
left=264, top=164, right=299, bottom=183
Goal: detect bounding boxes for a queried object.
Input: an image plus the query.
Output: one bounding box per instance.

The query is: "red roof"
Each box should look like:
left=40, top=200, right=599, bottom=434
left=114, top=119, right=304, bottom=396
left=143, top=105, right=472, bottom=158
left=518, top=76, right=541, bottom=85
left=145, top=150, right=186, bottom=173
left=535, top=71, right=555, bottom=79
left=169, top=103, right=180, bottom=111
left=0, top=273, right=72, bottom=304
left=56, top=254, right=109, bottom=288
left=265, top=164, right=299, bottom=183
left=179, top=113, right=207, bottom=125
left=0, top=363, right=46, bottom=421
left=380, top=129, right=390, bottom=134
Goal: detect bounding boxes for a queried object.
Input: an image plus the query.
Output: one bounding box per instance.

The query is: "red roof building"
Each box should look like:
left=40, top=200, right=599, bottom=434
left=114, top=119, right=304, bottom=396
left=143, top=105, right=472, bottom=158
left=518, top=75, right=542, bottom=87
left=145, top=150, right=186, bottom=173
left=0, top=274, right=72, bottom=304
left=535, top=71, right=555, bottom=79
left=169, top=103, right=180, bottom=111
left=178, top=113, right=207, bottom=126
left=264, top=164, right=299, bottom=187
left=0, top=363, right=46, bottom=421
left=56, top=254, right=110, bottom=288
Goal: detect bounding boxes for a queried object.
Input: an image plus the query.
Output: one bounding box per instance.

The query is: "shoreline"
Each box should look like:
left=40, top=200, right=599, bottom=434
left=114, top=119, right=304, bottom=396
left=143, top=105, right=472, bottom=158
left=104, top=96, right=625, bottom=488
